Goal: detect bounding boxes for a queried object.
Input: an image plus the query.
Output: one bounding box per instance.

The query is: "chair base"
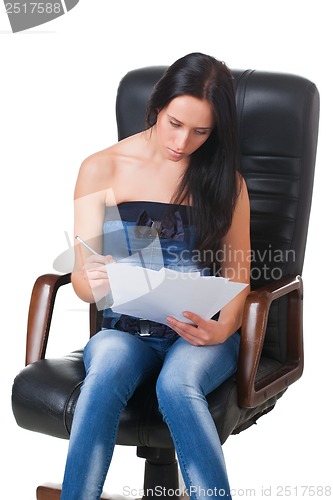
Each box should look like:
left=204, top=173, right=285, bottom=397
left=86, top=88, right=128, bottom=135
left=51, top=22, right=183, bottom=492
left=141, top=449, right=180, bottom=499
left=36, top=484, right=127, bottom=499
left=36, top=485, right=60, bottom=500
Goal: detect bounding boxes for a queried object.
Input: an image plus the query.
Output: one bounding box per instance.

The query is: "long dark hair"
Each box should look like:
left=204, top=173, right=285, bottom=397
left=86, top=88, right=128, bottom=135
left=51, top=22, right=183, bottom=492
left=146, top=52, right=241, bottom=268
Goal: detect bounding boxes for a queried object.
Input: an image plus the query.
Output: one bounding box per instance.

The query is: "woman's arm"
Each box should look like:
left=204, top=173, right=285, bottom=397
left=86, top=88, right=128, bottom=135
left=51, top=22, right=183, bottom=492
left=216, top=175, right=251, bottom=331
left=71, top=155, right=114, bottom=304
left=167, top=177, right=251, bottom=345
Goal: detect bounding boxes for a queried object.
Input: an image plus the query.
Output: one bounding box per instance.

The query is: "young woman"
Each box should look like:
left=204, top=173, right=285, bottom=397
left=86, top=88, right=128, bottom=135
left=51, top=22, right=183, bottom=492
left=61, top=52, right=251, bottom=499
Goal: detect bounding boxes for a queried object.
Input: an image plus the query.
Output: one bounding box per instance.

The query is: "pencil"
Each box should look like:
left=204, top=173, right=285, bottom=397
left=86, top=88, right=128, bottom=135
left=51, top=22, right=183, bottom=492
left=75, top=235, right=99, bottom=255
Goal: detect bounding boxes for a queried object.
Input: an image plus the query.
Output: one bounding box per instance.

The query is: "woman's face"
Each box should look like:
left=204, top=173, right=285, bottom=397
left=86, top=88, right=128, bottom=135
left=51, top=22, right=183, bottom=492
left=155, top=95, right=215, bottom=162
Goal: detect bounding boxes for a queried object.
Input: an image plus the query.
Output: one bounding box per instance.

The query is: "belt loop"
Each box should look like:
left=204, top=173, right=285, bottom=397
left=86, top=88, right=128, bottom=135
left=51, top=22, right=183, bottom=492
left=139, top=319, right=151, bottom=336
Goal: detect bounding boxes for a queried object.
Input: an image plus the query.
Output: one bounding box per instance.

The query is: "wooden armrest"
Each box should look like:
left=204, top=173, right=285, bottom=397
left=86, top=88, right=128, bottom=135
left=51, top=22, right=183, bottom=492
left=237, top=275, right=303, bottom=408
left=26, top=273, right=100, bottom=365
left=25, top=273, right=71, bottom=365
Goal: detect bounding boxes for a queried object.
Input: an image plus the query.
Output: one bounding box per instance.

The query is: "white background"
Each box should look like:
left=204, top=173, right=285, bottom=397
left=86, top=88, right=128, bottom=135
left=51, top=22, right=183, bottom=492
left=1, top=1, right=331, bottom=498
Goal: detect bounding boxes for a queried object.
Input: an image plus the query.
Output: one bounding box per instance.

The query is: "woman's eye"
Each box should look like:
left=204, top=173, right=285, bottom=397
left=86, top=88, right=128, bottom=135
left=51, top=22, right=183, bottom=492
left=170, top=121, right=180, bottom=128
left=195, top=130, right=207, bottom=136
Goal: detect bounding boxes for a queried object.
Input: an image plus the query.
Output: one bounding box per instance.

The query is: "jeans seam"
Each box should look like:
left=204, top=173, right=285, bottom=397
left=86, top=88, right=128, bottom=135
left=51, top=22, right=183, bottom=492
left=157, top=401, right=197, bottom=500
left=96, top=410, right=121, bottom=500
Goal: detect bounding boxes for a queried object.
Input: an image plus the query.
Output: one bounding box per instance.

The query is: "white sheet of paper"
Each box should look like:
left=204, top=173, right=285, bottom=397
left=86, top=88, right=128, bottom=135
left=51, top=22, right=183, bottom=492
left=107, top=263, right=248, bottom=326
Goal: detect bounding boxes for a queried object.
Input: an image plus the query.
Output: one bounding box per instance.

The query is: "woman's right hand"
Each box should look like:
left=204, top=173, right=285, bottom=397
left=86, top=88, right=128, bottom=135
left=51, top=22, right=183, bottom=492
left=82, top=253, right=115, bottom=303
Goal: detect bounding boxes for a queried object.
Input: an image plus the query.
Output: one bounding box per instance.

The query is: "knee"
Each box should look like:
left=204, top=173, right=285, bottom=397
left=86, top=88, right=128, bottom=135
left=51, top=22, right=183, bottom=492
left=156, top=372, right=177, bottom=418
left=156, top=369, right=175, bottom=401
left=156, top=366, right=200, bottom=410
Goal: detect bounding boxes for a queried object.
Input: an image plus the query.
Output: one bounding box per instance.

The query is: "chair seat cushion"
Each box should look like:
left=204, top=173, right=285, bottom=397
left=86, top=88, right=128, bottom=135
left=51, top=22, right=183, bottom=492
left=12, top=349, right=285, bottom=446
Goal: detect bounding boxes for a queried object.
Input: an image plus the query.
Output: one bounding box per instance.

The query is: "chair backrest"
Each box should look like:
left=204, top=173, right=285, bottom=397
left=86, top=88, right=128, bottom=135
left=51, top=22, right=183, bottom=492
left=115, top=66, right=320, bottom=362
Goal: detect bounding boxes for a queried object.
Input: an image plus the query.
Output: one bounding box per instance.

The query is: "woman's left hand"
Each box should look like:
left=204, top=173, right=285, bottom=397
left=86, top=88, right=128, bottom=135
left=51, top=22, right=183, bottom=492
left=166, top=311, right=234, bottom=346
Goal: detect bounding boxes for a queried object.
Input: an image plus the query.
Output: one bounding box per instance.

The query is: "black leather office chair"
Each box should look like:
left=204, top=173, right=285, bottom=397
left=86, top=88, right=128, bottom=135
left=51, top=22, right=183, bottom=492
left=12, top=66, right=320, bottom=500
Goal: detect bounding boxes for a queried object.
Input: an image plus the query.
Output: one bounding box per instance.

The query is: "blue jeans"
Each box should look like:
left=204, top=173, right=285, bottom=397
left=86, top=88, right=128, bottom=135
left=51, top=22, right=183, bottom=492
left=61, top=329, right=240, bottom=499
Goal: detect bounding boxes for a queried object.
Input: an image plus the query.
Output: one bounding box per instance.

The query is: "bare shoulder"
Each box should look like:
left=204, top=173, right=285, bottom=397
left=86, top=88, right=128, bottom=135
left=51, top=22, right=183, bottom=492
left=74, top=134, right=144, bottom=198
left=76, top=146, right=115, bottom=191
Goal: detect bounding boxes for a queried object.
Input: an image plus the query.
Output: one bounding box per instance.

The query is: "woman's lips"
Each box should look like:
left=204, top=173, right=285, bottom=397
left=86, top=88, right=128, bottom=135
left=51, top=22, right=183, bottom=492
left=167, top=148, right=185, bottom=159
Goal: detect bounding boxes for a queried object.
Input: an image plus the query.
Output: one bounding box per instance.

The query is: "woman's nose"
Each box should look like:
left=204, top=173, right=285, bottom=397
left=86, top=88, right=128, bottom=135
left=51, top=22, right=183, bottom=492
left=174, top=130, right=189, bottom=150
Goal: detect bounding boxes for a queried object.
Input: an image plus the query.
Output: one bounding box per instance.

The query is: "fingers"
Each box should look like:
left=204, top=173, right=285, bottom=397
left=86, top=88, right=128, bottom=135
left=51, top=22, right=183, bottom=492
left=167, top=313, right=208, bottom=346
left=167, top=312, right=223, bottom=346
left=86, top=254, right=114, bottom=264
left=85, top=269, right=109, bottom=280
left=167, top=316, right=196, bottom=334
left=182, top=311, right=205, bottom=327
left=83, top=254, right=114, bottom=281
